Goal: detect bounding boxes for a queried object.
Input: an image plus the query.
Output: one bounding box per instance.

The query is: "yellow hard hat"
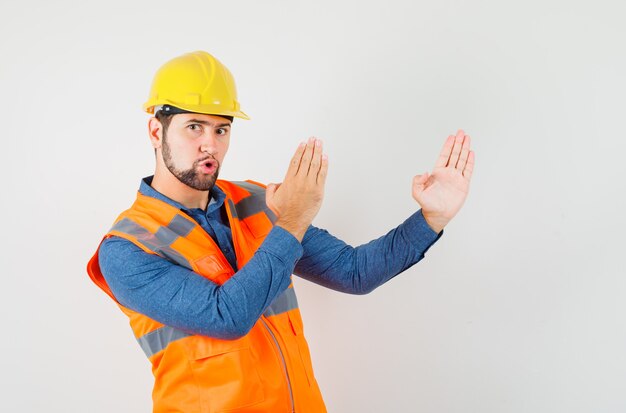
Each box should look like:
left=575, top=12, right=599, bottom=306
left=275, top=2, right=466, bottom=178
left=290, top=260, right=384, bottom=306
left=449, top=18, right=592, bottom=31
left=143, top=51, right=249, bottom=120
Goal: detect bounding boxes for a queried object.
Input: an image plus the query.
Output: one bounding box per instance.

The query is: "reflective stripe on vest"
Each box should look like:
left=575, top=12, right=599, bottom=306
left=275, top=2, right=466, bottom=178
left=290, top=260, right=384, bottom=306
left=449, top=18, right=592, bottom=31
left=138, top=326, right=192, bottom=358
left=264, top=287, right=299, bottom=317
left=134, top=286, right=299, bottom=358
left=111, top=217, right=194, bottom=269
left=230, top=181, right=277, bottom=223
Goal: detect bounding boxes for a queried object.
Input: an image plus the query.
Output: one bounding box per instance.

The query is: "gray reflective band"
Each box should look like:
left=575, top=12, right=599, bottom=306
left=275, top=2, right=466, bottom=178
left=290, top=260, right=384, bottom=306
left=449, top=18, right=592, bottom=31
left=264, top=288, right=299, bottom=317
left=154, top=226, right=179, bottom=245
left=233, top=181, right=266, bottom=197
left=265, top=209, right=278, bottom=224
left=227, top=199, right=238, bottom=219
left=110, top=218, right=193, bottom=270
left=231, top=181, right=277, bottom=223
left=137, top=326, right=192, bottom=358
left=235, top=196, right=270, bottom=220
left=167, top=214, right=196, bottom=237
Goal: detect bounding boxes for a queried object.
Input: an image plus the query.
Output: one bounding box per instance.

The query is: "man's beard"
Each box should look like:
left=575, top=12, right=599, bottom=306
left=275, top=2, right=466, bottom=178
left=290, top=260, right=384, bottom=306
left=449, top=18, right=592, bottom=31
left=161, top=132, right=220, bottom=191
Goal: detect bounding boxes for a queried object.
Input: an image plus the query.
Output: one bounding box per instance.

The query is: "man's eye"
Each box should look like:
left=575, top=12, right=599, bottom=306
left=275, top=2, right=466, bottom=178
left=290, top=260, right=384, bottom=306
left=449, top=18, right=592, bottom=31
left=217, top=128, right=228, bottom=135
left=188, top=124, right=201, bottom=131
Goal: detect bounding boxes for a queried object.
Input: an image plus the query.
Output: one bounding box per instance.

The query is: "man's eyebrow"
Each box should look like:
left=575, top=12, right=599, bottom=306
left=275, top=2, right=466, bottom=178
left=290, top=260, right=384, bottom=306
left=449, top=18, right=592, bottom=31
left=185, top=119, right=232, bottom=128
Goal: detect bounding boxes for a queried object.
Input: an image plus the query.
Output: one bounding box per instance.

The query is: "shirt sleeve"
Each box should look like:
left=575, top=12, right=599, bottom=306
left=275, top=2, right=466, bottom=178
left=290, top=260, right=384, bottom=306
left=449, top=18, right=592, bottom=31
left=98, top=226, right=302, bottom=340
left=294, top=209, right=443, bottom=294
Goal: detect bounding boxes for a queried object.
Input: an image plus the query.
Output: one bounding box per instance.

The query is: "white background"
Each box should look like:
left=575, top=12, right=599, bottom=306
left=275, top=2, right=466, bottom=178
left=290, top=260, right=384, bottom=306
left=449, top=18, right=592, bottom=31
left=1, top=0, right=625, bottom=412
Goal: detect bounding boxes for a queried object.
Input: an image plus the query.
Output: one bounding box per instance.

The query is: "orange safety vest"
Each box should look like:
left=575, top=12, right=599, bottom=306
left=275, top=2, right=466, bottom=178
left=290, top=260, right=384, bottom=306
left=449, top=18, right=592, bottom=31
left=87, top=180, right=327, bottom=413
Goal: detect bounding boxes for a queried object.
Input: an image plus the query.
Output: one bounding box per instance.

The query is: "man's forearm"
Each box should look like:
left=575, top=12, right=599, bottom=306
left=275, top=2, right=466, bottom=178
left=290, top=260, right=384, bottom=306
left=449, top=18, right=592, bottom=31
left=294, top=209, right=443, bottom=294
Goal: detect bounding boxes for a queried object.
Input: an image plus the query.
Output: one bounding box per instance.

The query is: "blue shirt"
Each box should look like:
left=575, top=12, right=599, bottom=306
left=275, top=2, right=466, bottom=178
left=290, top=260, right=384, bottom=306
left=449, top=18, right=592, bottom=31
left=99, top=177, right=443, bottom=339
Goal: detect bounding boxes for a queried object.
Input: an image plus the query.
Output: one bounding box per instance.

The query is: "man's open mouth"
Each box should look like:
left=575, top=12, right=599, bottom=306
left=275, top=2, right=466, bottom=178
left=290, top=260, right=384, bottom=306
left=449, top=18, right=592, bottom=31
left=198, top=158, right=218, bottom=174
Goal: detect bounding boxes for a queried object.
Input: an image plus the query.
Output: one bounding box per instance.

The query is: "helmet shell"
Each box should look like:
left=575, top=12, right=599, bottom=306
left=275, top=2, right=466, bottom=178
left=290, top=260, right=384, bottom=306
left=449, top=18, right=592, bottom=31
left=143, top=51, right=249, bottom=120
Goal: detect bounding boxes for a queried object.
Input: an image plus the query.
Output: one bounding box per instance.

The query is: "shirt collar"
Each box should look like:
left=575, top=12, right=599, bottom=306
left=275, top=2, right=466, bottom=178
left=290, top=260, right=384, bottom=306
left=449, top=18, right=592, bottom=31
left=139, top=176, right=226, bottom=214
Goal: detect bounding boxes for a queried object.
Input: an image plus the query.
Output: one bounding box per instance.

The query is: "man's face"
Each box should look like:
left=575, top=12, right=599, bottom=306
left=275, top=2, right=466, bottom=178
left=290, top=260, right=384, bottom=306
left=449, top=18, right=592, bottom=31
left=160, top=113, right=231, bottom=191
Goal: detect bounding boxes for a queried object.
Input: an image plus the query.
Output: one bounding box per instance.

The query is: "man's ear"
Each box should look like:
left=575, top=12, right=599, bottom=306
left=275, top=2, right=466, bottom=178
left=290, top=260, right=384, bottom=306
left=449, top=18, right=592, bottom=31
left=148, top=117, right=163, bottom=149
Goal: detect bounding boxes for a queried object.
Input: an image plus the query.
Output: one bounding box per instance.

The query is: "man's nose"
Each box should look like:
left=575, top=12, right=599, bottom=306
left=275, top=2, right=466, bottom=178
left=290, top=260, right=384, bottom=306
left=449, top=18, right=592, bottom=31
left=200, top=133, right=219, bottom=154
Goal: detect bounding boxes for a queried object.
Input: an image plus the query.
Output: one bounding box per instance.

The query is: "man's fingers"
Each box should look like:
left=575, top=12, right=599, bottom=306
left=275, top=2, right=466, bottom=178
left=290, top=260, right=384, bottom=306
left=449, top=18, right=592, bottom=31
left=463, top=151, right=475, bottom=181
left=287, top=141, right=307, bottom=176
left=308, top=138, right=323, bottom=178
left=296, top=137, right=316, bottom=176
left=456, top=134, right=471, bottom=170
left=316, top=154, right=329, bottom=186
left=435, top=135, right=455, bottom=168
left=448, top=130, right=465, bottom=167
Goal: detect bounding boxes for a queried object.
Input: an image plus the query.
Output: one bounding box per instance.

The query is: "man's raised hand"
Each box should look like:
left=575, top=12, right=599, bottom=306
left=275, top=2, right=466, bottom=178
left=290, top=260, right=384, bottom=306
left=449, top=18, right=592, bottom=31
left=412, top=130, right=475, bottom=234
left=266, top=137, right=329, bottom=241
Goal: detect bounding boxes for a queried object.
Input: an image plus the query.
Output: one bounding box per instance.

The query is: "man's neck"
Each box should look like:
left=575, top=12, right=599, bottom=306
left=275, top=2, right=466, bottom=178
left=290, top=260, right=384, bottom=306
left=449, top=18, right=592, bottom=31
left=151, top=169, right=211, bottom=210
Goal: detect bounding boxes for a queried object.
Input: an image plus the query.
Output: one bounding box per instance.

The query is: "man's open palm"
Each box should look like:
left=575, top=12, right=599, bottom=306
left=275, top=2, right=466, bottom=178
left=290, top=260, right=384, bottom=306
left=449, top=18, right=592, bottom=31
left=412, top=130, right=475, bottom=233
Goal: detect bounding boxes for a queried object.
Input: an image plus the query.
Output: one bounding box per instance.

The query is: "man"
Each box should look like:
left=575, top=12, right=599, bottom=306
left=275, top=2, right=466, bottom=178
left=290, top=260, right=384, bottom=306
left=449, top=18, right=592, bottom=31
left=87, top=51, right=474, bottom=413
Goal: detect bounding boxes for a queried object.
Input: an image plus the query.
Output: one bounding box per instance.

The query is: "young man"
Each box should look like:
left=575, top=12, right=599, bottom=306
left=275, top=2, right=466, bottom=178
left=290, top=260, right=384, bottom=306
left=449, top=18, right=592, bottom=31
left=87, top=51, right=475, bottom=413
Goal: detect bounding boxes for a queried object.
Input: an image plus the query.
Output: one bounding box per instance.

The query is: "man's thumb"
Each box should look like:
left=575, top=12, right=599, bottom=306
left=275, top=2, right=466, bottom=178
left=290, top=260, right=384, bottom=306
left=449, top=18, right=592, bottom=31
left=412, top=173, right=429, bottom=197
left=266, top=182, right=282, bottom=198
left=414, top=172, right=429, bottom=185
left=266, top=183, right=277, bottom=197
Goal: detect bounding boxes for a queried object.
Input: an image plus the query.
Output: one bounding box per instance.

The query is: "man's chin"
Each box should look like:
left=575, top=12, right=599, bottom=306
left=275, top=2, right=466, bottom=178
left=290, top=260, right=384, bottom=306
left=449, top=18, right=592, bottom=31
left=187, top=175, right=218, bottom=191
left=172, top=175, right=210, bottom=191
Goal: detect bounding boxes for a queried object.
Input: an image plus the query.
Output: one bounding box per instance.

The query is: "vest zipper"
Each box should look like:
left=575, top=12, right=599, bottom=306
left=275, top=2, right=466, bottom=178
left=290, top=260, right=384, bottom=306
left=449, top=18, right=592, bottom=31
left=261, top=317, right=295, bottom=413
